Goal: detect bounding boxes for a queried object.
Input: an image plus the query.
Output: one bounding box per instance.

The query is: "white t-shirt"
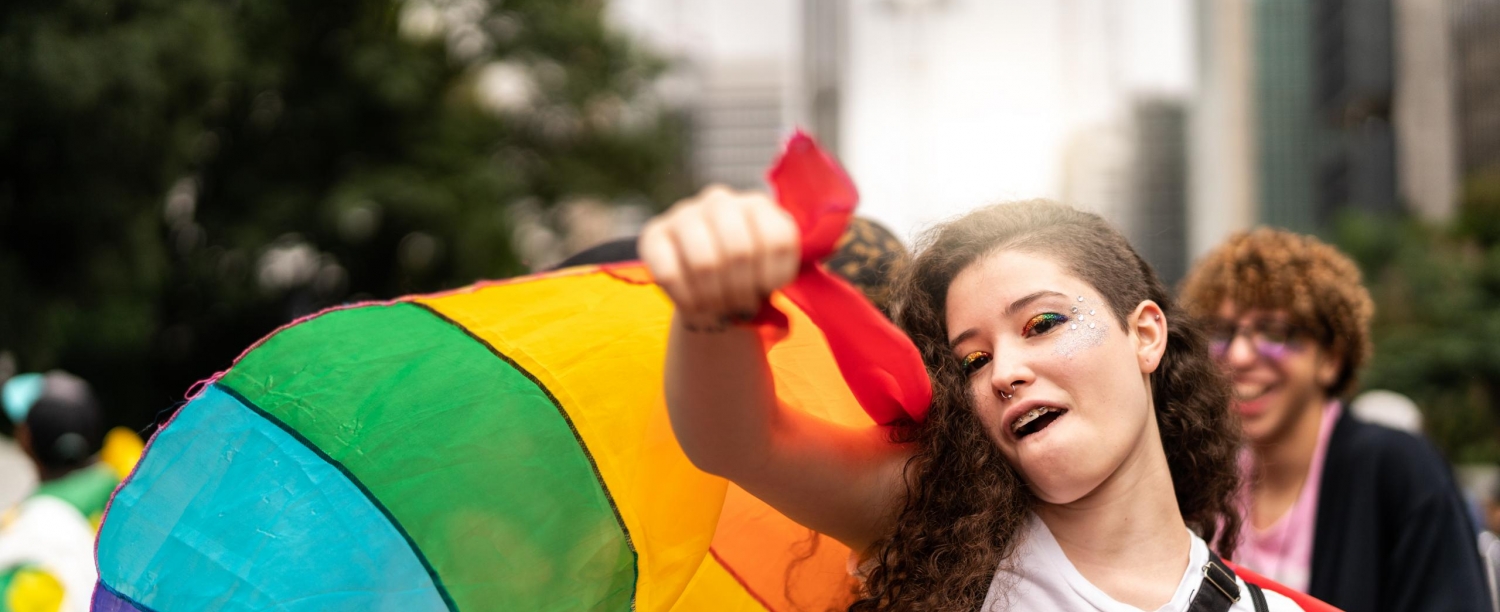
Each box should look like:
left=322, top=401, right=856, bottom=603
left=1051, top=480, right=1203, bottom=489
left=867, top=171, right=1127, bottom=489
left=982, top=513, right=1305, bottom=612
left=0, top=496, right=98, bottom=612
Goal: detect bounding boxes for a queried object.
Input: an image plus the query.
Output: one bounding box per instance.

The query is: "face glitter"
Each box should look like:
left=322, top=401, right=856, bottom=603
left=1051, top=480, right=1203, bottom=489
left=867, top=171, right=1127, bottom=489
left=1055, top=296, right=1106, bottom=358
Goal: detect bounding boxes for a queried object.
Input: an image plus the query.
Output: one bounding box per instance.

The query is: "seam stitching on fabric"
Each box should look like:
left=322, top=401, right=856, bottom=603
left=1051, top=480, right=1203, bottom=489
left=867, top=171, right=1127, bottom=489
left=709, top=547, right=777, bottom=612
left=215, top=383, right=460, bottom=612
left=187, top=301, right=411, bottom=402
left=410, top=300, right=641, bottom=610
left=95, top=580, right=161, bottom=612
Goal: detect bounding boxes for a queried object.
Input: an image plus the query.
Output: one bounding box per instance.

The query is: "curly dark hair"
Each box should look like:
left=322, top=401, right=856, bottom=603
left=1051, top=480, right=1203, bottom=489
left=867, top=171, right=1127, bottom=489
left=849, top=201, right=1243, bottom=611
left=1177, top=227, right=1374, bottom=397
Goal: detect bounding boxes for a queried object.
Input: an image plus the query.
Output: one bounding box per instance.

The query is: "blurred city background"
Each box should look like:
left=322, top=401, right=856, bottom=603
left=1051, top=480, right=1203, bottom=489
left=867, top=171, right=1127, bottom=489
left=2, top=0, right=1500, bottom=502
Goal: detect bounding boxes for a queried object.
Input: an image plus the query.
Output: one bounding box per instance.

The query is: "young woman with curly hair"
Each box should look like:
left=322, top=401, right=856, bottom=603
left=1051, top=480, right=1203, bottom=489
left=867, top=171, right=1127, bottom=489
left=1179, top=228, right=1488, bottom=612
left=640, top=188, right=1312, bottom=611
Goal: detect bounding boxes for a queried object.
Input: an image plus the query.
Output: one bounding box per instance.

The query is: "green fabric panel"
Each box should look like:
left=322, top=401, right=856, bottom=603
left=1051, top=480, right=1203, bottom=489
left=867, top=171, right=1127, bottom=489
left=219, top=303, right=635, bottom=611
left=0, top=566, right=17, bottom=604
left=33, top=464, right=118, bottom=518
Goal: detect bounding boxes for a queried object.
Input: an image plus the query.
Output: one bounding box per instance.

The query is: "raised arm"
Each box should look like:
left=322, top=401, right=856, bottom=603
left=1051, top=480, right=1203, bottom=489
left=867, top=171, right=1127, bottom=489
left=639, top=186, right=911, bottom=554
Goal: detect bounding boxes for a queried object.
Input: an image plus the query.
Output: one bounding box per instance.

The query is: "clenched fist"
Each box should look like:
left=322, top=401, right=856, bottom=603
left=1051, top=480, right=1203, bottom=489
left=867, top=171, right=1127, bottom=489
left=638, top=185, right=801, bottom=332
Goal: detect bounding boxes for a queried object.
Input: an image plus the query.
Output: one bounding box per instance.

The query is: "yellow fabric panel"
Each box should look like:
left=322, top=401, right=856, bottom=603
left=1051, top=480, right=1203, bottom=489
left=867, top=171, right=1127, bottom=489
left=763, top=292, right=875, bottom=429
left=669, top=555, right=767, bottom=612
left=6, top=568, right=63, bottom=612
left=419, top=264, right=882, bottom=611
left=417, top=266, right=727, bottom=611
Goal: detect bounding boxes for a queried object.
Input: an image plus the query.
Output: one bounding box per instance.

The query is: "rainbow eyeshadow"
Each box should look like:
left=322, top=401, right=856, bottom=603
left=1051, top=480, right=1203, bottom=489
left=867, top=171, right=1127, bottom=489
left=961, top=350, right=991, bottom=374
left=1023, top=312, right=1068, bottom=336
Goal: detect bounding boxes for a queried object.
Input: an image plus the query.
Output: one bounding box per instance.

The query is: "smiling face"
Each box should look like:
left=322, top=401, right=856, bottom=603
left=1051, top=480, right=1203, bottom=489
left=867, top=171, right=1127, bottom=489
left=1211, top=302, right=1339, bottom=445
left=945, top=249, right=1166, bottom=505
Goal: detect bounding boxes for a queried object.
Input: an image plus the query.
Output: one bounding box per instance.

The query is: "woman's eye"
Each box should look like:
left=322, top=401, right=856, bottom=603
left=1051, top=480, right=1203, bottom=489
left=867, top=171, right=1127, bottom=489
left=1023, top=313, right=1069, bottom=337
left=961, top=351, right=991, bottom=376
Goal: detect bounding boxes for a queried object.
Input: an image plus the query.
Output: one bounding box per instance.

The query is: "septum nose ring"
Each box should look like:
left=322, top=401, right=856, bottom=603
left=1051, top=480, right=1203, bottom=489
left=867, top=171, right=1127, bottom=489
left=1000, top=385, right=1015, bottom=400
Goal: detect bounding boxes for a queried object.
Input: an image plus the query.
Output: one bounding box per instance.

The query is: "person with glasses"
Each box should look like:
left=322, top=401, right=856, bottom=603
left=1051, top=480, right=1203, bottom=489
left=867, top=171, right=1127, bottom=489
left=1180, top=228, right=1488, bottom=611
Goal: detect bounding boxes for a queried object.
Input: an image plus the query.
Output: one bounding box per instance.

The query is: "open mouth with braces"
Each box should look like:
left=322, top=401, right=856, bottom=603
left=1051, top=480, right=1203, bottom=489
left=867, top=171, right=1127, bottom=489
left=1012, top=406, right=1067, bottom=439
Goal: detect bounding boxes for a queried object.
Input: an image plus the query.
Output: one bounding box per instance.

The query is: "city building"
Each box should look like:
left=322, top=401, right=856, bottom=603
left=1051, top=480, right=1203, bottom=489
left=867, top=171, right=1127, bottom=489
left=1454, top=0, right=1500, bottom=177
left=609, top=0, right=1196, bottom=279
left=1192, top=0, right=1500, bottom=250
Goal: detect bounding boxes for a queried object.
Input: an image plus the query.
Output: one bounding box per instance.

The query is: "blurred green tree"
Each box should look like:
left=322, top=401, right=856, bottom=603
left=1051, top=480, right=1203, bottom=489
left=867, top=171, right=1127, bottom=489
left=1336, top=168, right=1500, bottom=463
left=0, top=0, right=687, bottom=431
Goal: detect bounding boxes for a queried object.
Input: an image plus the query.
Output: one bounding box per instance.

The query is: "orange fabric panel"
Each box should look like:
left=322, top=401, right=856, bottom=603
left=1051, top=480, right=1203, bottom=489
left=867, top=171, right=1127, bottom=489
left=710, top=484, right=858, bottom=612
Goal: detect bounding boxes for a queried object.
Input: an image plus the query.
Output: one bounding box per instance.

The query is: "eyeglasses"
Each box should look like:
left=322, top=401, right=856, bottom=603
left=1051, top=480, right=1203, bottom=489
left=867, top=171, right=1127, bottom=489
left=1206, top=320, right=1307, bottom=362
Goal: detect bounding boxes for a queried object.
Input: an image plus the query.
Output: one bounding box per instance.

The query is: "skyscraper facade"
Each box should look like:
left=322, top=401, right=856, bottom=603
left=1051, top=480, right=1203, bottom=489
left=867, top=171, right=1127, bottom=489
left=1252, top=0, right=1398, bottom=233
left=1454, top=0, right=1500, bottom=176
left=1192, top=0, right=1402, bottom=244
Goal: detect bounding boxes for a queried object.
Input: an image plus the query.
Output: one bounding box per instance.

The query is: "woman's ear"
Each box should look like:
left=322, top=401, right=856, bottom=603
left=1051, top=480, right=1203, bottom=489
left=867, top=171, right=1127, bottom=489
left=1132, top=301, right=1168, bottom=375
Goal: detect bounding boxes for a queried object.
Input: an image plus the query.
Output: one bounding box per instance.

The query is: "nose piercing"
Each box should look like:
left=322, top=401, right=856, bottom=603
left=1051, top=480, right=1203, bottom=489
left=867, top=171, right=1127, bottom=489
left=1000, top=385, right=1014, bottom=400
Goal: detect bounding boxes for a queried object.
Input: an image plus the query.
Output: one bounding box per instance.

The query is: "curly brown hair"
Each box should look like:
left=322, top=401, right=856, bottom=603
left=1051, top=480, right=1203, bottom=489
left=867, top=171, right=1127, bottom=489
left=850, top=201, right=1243, bottom=611
left=1177, top=227, right=1374, bottom=397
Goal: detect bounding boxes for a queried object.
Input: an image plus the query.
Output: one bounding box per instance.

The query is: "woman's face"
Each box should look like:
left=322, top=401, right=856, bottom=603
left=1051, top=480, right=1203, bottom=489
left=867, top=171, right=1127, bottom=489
left=945, top=249, right=1166, bottom=505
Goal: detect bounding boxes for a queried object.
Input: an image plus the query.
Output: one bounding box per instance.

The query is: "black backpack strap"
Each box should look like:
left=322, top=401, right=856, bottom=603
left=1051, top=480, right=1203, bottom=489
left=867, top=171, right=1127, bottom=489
left=1188, top=551, right=1242, bottom=612
left=1246, top=582, right=1269, bottom=612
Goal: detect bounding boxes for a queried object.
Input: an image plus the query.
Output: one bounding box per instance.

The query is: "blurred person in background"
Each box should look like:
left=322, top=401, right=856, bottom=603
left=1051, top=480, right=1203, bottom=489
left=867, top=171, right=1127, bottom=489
left=1180, top=229, right=1489, bottom=611
left=1348, top=390, right=1423, bottom=435
left=1481, top=479, right=1500, bottom=611
left=0, top=371, right=141, bottom=612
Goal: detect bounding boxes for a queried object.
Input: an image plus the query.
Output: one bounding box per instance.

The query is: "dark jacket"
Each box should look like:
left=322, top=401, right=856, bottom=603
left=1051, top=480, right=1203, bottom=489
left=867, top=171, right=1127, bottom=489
left=1309, top=408, right=1490, bottom=611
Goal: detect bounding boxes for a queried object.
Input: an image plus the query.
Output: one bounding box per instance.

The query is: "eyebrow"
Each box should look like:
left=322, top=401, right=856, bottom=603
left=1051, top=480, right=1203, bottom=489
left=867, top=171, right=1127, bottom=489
left=947, top=290, right=1071, bottom=348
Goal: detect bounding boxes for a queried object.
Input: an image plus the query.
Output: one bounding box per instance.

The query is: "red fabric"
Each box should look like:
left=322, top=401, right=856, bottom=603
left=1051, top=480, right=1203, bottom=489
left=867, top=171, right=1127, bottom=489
left=754, top=131, right=932, bottom=425
left=768, top=132, right=858, bottom=262
left=1224, top=560, right=1343, bottom=612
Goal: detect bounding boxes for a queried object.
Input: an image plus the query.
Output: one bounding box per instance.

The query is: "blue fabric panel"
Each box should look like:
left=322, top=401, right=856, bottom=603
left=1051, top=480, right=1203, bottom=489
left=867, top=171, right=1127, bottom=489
left=95, top=385, right=448, bottom=612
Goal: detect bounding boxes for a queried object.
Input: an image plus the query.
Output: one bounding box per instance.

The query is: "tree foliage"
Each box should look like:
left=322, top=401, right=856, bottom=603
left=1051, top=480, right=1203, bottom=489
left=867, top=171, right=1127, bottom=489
left=1335, top=169, right=1500, bottom=463
left=0, top=0, right=686, bottom=430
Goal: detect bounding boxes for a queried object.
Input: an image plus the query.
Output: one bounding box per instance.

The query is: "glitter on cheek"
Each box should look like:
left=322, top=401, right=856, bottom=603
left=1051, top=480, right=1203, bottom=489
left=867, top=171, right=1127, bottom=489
left=1055, top=296, right=1107, bottom=358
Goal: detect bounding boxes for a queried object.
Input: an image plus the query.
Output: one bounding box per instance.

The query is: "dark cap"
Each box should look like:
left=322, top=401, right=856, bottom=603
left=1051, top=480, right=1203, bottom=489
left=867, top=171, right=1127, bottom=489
left=22, top=371, right=105, bottom=470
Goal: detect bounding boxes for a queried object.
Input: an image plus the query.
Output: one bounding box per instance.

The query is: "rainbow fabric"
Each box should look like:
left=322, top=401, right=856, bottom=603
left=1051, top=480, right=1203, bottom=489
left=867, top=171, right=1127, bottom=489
left=92, top=133, right=928, bottom=611
left=92, top=264, right=870, bottom=611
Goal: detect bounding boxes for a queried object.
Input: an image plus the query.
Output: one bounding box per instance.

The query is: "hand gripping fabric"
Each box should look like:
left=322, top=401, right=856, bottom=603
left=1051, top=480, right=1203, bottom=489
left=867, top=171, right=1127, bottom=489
left=91, top=133, right=927, bottom=612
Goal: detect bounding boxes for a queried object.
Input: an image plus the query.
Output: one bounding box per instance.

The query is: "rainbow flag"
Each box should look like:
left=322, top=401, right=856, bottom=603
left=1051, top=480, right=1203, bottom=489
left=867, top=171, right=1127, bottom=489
left=92, top=134, right=930, bottom=611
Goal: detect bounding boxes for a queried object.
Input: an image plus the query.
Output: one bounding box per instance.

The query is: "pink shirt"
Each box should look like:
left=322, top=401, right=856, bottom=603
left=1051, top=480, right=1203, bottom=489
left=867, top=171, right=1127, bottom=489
left=1234, top=401, right=1342, bottom=593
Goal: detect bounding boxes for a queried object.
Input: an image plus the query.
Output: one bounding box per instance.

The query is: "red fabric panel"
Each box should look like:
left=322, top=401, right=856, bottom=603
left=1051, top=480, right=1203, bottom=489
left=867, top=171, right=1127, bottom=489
left=753, top=131, right=932, bottom=425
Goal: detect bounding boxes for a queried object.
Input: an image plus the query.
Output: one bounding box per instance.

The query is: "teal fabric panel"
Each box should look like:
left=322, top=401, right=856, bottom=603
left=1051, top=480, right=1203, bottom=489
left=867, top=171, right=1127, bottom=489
left=96, top=385, right=448, bottom=611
